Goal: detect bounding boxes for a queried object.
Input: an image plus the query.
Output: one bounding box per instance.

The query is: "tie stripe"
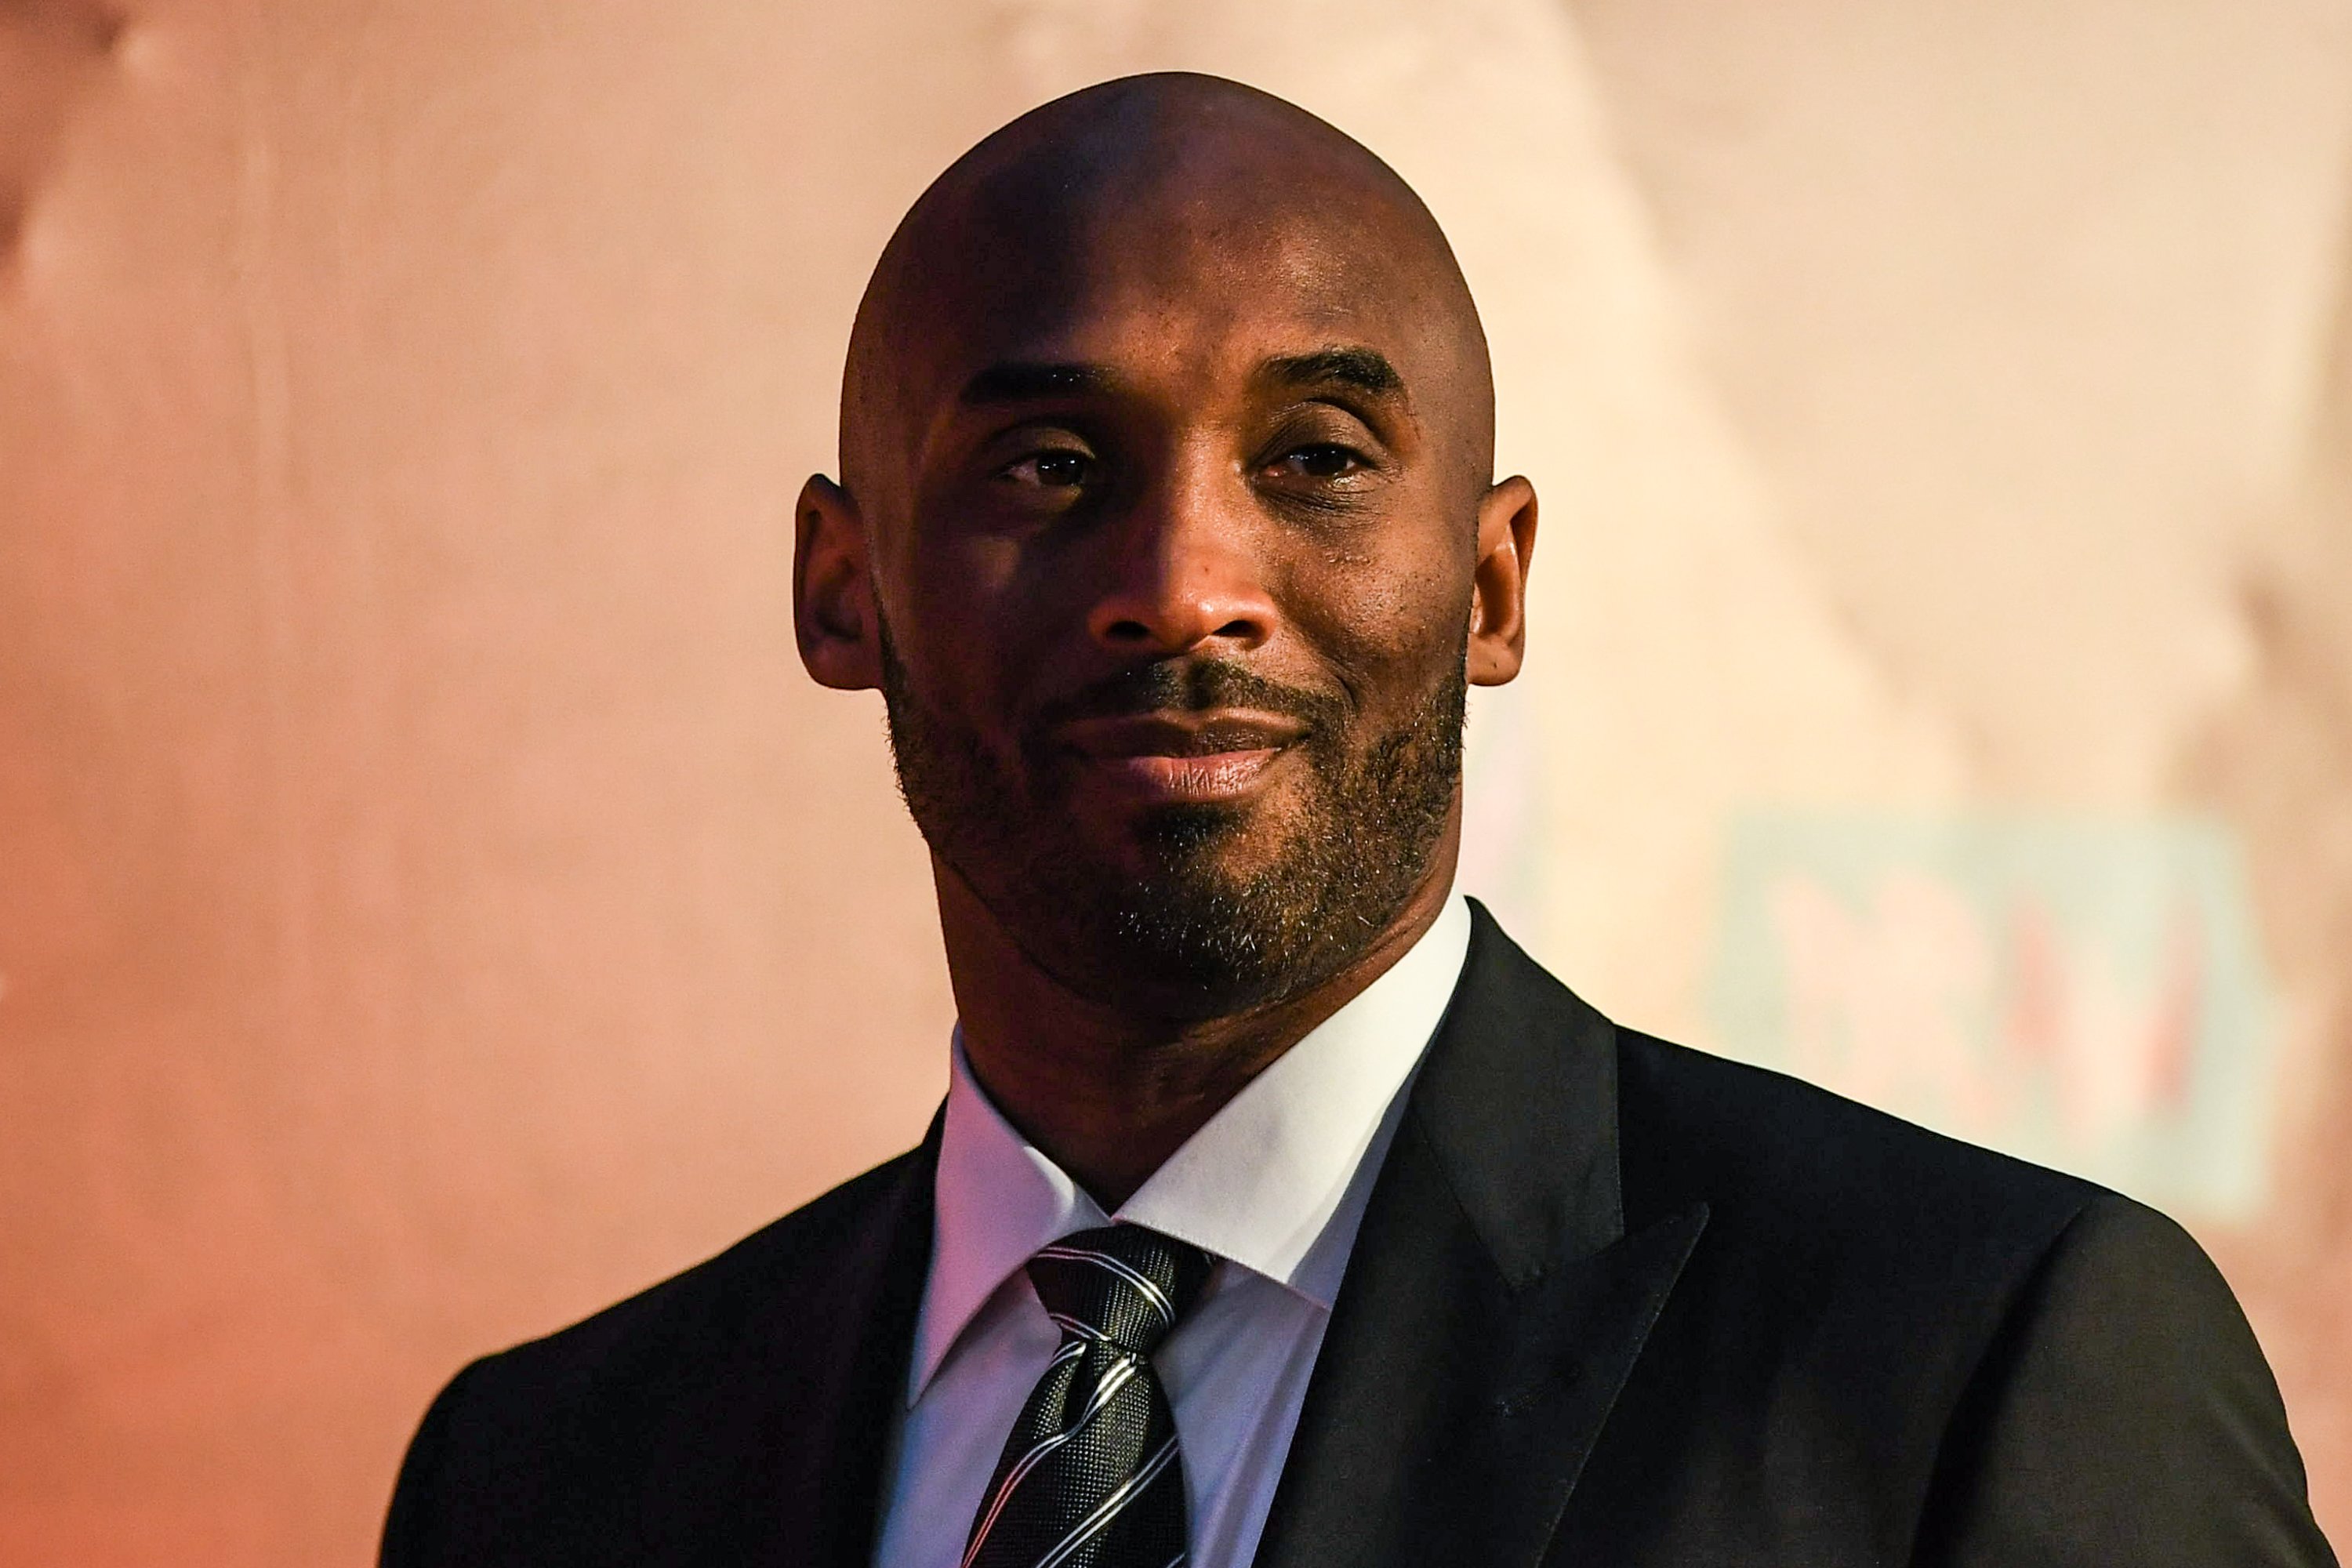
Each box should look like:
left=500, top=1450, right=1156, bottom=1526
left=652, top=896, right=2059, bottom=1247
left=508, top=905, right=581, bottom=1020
left=1044, top=1312, right=1112, bottom=1343
left=960, top=1353, right=1142, bottom=1568
left=961, top=1225, right=1212, bottom=1568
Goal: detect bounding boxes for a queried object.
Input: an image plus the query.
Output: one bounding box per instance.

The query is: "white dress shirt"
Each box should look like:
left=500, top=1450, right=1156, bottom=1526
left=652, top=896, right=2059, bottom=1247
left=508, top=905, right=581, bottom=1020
left=871, top=893, right=1473, bottom=1568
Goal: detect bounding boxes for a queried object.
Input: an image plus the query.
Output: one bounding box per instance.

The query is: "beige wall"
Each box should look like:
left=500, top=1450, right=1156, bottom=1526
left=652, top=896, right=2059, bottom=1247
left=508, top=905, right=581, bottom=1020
left=4, top=2, right=2348, bottom=1560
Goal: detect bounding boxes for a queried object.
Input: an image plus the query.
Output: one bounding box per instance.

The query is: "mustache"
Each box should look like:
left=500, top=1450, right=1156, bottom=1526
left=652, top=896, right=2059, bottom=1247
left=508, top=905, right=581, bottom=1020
left=1029, top=659, right=1345, bottom=734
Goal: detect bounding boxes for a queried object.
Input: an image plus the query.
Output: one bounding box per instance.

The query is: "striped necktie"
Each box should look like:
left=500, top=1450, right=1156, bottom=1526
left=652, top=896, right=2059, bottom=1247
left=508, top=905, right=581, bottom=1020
left=962, top=1224, right=1215, bottom=1568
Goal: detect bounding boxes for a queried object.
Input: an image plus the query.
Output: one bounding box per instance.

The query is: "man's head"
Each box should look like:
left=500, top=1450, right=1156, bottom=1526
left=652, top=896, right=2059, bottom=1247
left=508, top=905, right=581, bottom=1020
left=796, top=73, right=1537, bottom=1020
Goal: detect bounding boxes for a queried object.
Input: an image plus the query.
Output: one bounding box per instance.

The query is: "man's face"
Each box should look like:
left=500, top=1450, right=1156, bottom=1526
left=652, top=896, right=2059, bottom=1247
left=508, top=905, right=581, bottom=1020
left=836, top=183, right=1495, bottom=1017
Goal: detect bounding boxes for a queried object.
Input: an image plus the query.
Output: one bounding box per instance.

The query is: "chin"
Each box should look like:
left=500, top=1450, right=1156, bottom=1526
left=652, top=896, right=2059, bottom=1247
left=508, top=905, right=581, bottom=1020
left=1030, top=853, right=1385, bottom=1020
left=1124, top=799, right=1259, bottom=859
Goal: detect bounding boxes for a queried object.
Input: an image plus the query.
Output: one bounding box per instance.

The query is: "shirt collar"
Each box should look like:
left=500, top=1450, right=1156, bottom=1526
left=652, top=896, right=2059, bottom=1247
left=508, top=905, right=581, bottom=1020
left=911, top=892, right=1472, bottom=1403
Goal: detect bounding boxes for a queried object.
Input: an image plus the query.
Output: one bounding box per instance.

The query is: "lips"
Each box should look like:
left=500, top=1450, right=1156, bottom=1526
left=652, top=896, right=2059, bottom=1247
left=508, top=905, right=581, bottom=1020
left=1055, top=710, right=1308, bottom=805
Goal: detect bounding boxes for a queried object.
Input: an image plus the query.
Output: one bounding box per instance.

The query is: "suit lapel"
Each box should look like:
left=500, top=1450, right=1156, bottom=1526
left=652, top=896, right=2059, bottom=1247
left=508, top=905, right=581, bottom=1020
left=1253, top=906, right=1706, bottom=1568
left=728, top=1114, right=940, bottom=1568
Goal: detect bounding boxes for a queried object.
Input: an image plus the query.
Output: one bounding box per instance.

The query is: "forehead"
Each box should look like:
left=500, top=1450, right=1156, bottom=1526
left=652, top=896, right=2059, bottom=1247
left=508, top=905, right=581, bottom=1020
left=895, top=169, right=1456, bottom=412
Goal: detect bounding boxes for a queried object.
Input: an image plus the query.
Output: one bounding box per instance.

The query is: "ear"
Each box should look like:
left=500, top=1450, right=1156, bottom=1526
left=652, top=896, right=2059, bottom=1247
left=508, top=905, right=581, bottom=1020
left=1466, top=475, right=1538, bottom=687
left=793, top=474, right=884, bottom=691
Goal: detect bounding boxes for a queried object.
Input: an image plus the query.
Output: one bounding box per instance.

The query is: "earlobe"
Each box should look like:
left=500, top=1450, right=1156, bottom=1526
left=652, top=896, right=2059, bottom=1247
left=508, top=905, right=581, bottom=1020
left=1466, top=475, right=1538, bottom=688
left=793, top=474, right=885, bottom=691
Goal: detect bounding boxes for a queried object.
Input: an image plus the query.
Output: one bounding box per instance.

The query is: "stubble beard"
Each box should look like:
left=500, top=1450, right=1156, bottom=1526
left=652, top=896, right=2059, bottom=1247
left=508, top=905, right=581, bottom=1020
left=876, top=622, right=1465, bottom=1019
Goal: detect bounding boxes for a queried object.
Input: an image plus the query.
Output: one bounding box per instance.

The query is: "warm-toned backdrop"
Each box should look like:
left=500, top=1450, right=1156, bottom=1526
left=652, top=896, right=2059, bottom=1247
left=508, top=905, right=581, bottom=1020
left=5, top=2, right=2350, bottom=1562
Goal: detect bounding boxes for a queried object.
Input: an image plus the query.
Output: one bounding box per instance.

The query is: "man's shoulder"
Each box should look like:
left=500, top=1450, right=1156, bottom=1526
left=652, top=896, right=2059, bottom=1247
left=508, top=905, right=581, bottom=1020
left=1457, top=907, right=2128, bottom=1296
left=1603, top=1024, right=2191, bottom=1359
left=1579, top=1031, right=2324, bottom=1563
left=453, top=1142, right=927, bottom=1414
left=1613, top=1025, right=2102, bottom=1248
left=382, top=1143, right=934, bottom=1563
left=1461, top=908, right=2108, bottom=1262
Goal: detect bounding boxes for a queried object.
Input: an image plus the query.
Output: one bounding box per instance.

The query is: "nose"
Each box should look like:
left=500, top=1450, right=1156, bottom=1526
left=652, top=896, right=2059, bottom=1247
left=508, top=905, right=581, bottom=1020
left=1083, top=466, right=1277, bottom=657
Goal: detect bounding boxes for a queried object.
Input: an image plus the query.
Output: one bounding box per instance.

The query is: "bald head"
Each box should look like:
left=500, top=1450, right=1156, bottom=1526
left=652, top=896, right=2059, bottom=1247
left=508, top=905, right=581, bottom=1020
left=839, top=72, right=1494, bottom=521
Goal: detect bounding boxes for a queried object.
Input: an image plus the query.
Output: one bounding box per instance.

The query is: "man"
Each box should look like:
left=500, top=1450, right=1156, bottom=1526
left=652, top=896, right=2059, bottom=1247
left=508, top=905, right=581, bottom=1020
left=381, top=73, right=2336, bottom=1567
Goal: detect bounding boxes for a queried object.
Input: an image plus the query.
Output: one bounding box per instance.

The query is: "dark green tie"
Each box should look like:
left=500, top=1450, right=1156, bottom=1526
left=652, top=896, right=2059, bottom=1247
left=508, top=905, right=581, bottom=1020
left=961, top=1224, right=1215, bottom=1568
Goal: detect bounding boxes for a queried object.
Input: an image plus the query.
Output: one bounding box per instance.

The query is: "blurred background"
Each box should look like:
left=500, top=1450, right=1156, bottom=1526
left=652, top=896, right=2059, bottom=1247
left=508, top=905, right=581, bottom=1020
left=5, top=0, right=2350, bottom=1560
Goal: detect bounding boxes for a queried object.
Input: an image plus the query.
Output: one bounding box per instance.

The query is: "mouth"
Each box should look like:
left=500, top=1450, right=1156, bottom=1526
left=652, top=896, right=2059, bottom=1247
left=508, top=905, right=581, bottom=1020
left=1055, top=710, right=1309, bottom=805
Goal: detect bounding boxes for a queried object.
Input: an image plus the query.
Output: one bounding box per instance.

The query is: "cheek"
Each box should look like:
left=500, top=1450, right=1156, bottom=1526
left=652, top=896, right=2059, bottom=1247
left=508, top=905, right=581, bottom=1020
left=1283, top=545, right=1472, bottom=699
left=889, top=534, right=1076, bottom=723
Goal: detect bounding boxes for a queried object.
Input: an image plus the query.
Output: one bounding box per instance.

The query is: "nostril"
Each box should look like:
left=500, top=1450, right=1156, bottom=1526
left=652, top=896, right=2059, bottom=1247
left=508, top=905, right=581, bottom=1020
left=1105, top=619, right=1152, bottom=643
left=1214, top=619, right=1258, bottom=639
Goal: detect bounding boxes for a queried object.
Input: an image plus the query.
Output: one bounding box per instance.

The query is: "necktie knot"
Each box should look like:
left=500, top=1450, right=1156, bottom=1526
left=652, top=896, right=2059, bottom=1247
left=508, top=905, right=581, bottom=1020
left=1025, top=1224, right=1213, bottom=1357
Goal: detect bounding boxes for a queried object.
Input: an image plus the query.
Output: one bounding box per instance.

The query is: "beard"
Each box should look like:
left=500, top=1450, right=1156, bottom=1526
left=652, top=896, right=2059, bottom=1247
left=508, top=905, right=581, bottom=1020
left=877, top=619, right=1465, bottom=1018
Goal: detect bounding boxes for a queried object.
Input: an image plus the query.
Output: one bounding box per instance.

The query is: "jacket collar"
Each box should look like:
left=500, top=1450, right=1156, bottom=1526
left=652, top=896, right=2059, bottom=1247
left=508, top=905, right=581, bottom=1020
left=1250, top=899, right=1708, bottom=1568
left=1408, top=899, right=1627, bottom=1281
left=745, top=1112, right=940, bottom=1568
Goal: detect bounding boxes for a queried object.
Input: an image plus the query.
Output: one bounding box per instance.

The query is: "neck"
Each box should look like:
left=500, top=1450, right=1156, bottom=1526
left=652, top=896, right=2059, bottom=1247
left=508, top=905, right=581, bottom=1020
left=938, top=837, right=1460, bottom=1211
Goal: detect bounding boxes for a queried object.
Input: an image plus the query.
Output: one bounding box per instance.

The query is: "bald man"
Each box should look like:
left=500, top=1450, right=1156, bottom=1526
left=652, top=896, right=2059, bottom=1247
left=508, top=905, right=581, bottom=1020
left=380, top=75, right=2334, bottom=1568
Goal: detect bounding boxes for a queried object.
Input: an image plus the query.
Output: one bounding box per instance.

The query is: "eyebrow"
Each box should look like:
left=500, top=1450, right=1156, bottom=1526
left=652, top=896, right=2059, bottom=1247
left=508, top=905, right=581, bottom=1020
left=1258, top=347, right=1405, bottom=399
left=958, top=362, right=1116, bottom=406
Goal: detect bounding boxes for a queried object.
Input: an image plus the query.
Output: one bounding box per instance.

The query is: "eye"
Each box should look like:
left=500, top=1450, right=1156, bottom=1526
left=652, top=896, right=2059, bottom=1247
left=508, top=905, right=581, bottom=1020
left=1001, top=450, right=1093, bottom=489
left=1272, top=444, right=1365, bottom=481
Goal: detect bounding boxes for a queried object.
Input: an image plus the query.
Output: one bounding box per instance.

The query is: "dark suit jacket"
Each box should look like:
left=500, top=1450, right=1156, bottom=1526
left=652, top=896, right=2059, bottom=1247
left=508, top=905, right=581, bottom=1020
left=382, top=903, right=2336, bottom=1566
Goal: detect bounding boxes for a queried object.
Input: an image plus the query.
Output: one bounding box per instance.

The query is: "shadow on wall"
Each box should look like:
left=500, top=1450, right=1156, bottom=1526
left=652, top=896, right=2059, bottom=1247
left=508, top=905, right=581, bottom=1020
left=0, top=2, right=129, bottom=258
